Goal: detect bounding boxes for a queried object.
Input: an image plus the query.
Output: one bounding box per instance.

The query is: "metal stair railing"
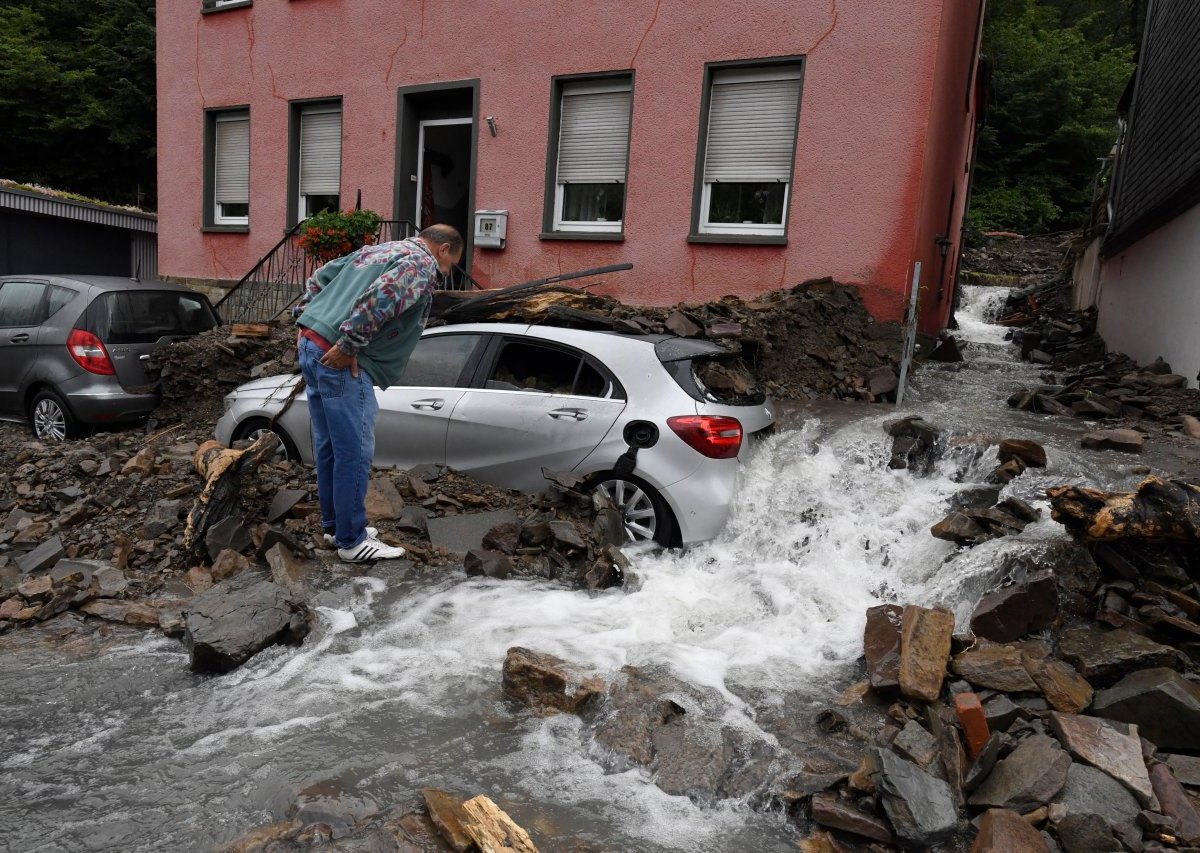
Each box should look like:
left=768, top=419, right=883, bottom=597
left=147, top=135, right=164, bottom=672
left=214, top=219, right=419, bottom=324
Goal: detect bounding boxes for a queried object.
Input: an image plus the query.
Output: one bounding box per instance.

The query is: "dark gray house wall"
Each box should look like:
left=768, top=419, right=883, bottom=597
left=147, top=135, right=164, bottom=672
left=1104, top=0, right=1200, bottom=257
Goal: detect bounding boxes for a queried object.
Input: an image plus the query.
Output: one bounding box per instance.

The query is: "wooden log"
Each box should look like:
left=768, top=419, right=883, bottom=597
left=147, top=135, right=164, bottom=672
left=183, top=431, right=281, bottom=558
left=1047, top=477, right=1200, bottom=542
left=461, top=796, right=538, bottom=853
left=231, top=322, right=272, bottom=338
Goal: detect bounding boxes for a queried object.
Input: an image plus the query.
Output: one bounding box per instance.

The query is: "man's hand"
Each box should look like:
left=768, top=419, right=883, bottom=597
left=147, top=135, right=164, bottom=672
left=320, top=343, right=359, bottom=377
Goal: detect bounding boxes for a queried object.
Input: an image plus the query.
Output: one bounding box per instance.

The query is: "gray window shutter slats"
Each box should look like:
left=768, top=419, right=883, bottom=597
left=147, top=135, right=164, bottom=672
left=299, top=108, right=342, bottom=196
left=703, top=77, right=802, bottom=183
left=557, top=86, right=632, bottom=184
left=214, top=115, right=250, bottom=205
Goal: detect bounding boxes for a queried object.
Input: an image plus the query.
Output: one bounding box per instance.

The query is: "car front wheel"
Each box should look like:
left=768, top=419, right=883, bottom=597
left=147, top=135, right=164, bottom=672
left=233, top=418, right=300, bottom=462
left=29, top=389, right=86, bottom=442
left=592, top=475, right=676, bottom=547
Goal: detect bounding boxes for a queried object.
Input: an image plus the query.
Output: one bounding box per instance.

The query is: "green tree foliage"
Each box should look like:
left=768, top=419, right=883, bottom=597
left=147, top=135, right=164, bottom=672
left=0, top=1, right=155, bottom=208
left=970, top=0, right=1139, bottom=235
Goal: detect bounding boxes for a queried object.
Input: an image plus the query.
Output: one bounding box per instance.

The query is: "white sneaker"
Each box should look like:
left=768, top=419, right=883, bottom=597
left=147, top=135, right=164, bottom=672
left=337, top=534, right=406, bottom=563
left=324, top=526, right=377, bottom=546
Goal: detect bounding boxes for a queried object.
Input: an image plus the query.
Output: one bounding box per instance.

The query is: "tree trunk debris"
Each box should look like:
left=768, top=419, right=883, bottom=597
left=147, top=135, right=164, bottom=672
left=461, top=796, right=539, bottom=853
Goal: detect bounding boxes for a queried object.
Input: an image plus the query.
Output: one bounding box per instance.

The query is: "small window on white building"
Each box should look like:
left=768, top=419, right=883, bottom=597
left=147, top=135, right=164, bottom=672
left=298, top=104, right=342, bottom=220
left=552, top=78, right=632, bottom=234
left=698, top=65, right=803, bottom=237
left=213, top=111, right=250, bottom=226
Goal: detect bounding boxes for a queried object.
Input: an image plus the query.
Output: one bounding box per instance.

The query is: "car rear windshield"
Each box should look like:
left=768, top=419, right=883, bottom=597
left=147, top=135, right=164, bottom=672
left=88, top=290, right=218, bottom=344
left=654, top=338, right=765, bottom=405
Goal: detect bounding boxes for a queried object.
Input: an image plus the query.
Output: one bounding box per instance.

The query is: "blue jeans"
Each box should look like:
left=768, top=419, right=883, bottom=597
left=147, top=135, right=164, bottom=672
left=298, top=337, right=378, bottom=550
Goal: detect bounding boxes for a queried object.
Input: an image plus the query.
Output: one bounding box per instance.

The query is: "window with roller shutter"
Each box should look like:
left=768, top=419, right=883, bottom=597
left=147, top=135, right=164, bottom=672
left=296, top=104, right=342, bottom=220
left=542, top=74, right=633, bottom=236
left=691, top=62, right=804, bottom=240
left=204, top=108, right=250, bottom=229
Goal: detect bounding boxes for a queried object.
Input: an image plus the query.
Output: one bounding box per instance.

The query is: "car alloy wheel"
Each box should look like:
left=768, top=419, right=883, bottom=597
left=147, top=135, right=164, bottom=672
left=234, top=419, right=298, bottom=462
left=595, top=478, right=659, bottom=542
left=32, top=397, right=68, bottom=442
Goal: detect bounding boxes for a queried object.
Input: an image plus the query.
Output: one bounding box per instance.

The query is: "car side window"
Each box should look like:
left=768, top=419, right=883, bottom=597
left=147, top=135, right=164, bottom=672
left=0, top=281, right=48, bottom=328
left=45, top=285, right=77, bottom=320
left=486, top=340, right=622, bottom=399
left=396, top=334, right=483, bottom=387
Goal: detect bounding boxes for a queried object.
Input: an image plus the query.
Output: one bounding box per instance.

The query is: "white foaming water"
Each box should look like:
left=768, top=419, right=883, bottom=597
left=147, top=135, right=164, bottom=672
left=955, top=284, right=1015, bottom=345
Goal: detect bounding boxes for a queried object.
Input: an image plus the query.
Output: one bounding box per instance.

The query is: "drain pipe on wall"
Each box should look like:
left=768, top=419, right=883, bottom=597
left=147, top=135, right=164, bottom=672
left=895, top=261, right=922, bottom=407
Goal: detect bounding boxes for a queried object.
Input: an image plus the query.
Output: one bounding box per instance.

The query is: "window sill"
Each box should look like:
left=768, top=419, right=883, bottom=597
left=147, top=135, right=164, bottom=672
left=202, top=224, right=250, bottom=234
left=201, top=0, right=252, bottom=14
left=687, top=233, right=787, bottom=246
left=539, top=231, right=625, bottom=243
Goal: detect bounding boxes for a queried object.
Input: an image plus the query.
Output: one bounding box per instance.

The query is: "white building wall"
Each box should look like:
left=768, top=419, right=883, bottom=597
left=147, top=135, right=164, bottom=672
left=1097, top=201, right=1200, bottom=389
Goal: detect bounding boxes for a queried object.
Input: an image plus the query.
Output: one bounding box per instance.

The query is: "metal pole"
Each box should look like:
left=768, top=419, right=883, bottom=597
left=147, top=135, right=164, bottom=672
left=895, top=261, right=922, bottom=407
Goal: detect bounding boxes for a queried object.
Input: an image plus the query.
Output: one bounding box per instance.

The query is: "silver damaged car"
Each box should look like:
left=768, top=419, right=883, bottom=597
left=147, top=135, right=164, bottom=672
left=215, top=323, right=775, bottom=546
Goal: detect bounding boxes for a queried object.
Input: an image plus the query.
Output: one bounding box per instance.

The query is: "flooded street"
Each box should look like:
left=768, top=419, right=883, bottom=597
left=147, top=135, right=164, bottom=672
left=0, top=285, right=1186, bottom=851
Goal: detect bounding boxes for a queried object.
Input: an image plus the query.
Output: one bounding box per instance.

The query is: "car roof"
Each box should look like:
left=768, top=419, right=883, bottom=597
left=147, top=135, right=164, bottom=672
left=426, top=322, right=730, bottom=358
left=428, top=321, right=667, bottom=344
left=0, top=274, right=204, bottom=294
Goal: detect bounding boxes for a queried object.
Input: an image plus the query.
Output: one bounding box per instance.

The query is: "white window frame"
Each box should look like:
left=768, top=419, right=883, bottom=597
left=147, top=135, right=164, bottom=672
left=698, top=65, right=802, bottom=238
left=553, top=78, right=632, bottom=234
left=296, top=103, right=343, bottom=222
left=213, top=111, right=250, bottom=226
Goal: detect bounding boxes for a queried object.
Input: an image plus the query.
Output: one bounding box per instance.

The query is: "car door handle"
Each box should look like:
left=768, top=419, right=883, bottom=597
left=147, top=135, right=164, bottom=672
left=410, top=398, right=445, bottom=411
left=548, top=408, right=588, bottom=421
left=9, top=334, right=29, bottom=343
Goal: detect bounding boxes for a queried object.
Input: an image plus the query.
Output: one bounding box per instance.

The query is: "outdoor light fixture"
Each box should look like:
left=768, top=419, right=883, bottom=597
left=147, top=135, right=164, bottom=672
left=486, top=116, right=498, bottom=137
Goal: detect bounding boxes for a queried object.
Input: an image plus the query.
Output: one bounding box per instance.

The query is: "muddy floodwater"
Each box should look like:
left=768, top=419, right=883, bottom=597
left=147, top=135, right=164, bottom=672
left=0, top=286, right=1188, bottom=851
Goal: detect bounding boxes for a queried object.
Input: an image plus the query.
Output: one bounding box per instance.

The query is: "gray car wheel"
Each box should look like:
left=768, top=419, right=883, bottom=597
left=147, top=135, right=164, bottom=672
left=593, top=477, right=674, bottom=546
left=30, top=389, right=84, bottom=442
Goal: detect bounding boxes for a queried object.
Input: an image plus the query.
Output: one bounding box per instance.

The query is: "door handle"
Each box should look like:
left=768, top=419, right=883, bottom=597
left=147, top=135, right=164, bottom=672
left=548, top=408, right=588, bottom=421
left=9, top=334, right=29, bottom=343
left=411, top=398, right=445, bottom=411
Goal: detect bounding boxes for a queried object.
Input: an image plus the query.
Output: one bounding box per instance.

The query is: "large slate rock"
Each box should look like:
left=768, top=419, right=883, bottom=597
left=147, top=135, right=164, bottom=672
left=1048, top=712, right=1154, bottom=806
left=810, top=791, right=893, bottom=844
left=501, top=647, right=603, bottom=715
left=183, top=572, right=310, bottom=674
left=427, top=510, right=519, bottom=555
left=951, top=645, right=1039, bottom=692
left=1092, top=667, right=1200, bottom=749
left=1052, top=761, right=1140, bottom=830
left=968, top=735, right=1070, bottom=811
left=873, top=748, right=958, bottom=846
left=1026, top=657, right=1092, bottom=714
left=16, top=536, right=64, bottom=575
left=1055, top=813, right=1121, bottom=853
left=899, top=605, right=954, bottom=702
left=1058, top=627, right=1177, bottom=686
left=1149, top=763, right=1200, bottom=844
left=970, top=570, right=1058, bottom=643
left=593, top=666, right=778, bottom=804
left=970, top=808, right=1050, bottom=852
left=864, top=604, right=903, bottom=690
left=997, top=439, right=1047, bottom=468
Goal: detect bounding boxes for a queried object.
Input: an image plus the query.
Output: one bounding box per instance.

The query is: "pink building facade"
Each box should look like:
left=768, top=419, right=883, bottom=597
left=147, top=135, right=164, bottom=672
left=157, top=0, right=985, bottom=334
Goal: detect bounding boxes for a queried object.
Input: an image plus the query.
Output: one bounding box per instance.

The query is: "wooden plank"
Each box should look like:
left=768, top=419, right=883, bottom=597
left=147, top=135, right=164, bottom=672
left=231, top=323, right=272, bottom=338
left=461, top=796, right=538, bottom=853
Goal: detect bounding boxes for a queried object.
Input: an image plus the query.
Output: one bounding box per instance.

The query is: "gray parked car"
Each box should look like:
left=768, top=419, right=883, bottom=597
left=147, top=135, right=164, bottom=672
left=215, top=323, right=775, bottom=546
left=0, top=275, right=219, bottom=441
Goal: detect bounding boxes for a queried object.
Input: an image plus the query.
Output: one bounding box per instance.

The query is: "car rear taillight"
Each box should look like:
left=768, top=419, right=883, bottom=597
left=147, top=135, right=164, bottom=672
left=667, top=416, right=743, bottom=459
left=67, top=329, right=115, bottom=375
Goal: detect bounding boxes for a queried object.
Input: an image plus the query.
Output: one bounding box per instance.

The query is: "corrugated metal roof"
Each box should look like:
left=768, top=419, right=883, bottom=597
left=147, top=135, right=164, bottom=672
left=0, top=185, right=157, bottom=233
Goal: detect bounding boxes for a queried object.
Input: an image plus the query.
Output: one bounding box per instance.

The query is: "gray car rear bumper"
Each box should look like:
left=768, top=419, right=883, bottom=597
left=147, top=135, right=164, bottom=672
left=57, top=373, right=158, bottom=422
